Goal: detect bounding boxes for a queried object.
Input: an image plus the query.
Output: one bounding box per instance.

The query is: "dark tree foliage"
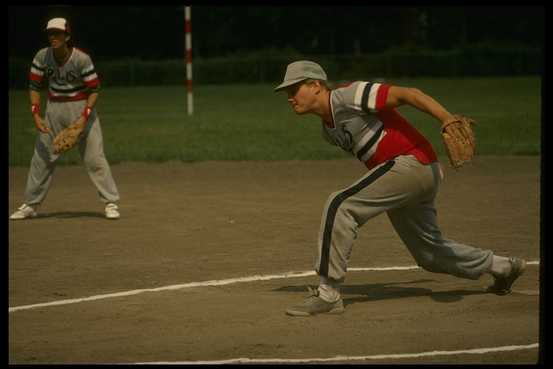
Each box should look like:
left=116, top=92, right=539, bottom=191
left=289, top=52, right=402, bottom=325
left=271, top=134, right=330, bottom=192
left=9, top=5, right=544, bottom=60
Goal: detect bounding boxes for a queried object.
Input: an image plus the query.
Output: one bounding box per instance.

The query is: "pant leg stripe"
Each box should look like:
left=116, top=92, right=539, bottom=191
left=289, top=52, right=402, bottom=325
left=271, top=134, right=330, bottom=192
left=319, top=160, right=396, bottom=277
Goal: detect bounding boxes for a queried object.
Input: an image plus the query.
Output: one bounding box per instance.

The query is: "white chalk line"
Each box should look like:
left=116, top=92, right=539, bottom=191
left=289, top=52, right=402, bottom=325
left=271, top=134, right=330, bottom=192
left=135, top=343, right=539, bottom=364
left=9, top=260, right=540, bottom=313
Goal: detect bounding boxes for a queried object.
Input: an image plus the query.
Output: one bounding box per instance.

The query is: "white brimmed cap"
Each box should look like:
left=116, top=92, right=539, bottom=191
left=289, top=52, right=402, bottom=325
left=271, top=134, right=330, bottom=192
left=46, top=18, right=70, bottom=33
left=274, top=60, right=327, bottom=92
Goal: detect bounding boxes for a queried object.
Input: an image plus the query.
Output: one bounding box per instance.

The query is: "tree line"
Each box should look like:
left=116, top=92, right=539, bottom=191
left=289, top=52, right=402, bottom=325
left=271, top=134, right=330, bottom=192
left=9, top=6, right=544, bottom=61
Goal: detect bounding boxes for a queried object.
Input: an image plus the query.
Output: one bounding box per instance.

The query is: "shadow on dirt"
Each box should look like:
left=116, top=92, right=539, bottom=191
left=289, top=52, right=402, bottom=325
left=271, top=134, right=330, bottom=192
left=35, top=211, right=105, bottom=219
left=274, top=279, right=489, bottom=304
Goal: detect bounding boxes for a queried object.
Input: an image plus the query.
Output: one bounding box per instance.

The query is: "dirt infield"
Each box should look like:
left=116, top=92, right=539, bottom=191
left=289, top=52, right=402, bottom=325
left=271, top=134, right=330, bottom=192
left=9, top=156, right=541, bottom=364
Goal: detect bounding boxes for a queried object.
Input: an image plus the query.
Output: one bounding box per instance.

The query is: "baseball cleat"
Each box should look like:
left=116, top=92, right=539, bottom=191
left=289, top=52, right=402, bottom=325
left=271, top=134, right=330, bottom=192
left=104, top=203, right=120, bottom=219
left=487, top=257, right=526, bottom=295
left=286, top=286, right=344, bottom=316
left=10, top=204, right=38, bottom=220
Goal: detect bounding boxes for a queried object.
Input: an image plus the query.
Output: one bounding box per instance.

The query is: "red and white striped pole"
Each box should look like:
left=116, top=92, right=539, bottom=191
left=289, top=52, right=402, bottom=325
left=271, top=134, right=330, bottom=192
left=184, top=6, right=193, bottom=115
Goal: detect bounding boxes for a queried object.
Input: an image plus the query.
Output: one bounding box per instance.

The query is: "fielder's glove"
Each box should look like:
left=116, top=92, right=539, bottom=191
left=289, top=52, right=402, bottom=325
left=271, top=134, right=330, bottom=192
left=53, top=117, right=86, bottom=154
left=441, top=114, right=476, bottom=169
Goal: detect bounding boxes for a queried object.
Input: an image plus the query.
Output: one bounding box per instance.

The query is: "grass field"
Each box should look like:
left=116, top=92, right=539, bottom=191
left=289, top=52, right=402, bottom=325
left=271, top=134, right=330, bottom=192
left=8, top=77, right=541, bottom=166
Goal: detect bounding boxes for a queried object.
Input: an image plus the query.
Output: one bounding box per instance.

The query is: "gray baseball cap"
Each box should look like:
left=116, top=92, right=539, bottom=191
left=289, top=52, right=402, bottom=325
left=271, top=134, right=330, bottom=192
left=274, top=60, right=327, bottom=92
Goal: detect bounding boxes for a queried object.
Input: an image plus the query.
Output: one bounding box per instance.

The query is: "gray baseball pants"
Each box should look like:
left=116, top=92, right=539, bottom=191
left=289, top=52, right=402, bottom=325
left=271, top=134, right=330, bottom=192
left=22, top=99, right=120, bottom=206
left=316, top=155, right=493, bottom=282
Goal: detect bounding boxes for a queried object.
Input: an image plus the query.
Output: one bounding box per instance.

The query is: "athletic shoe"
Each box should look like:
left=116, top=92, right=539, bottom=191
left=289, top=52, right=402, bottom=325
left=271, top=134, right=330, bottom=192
left=286, top=286, right=344, bottom=316
left=105, top=203, right=120, bottom=219
left=9, top=204, right=38, bottom=220
left=487, top=257, right=526, bottom=295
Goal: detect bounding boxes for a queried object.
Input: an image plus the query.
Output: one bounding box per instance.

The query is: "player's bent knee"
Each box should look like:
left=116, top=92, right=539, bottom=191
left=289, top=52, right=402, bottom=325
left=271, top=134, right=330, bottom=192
left=414, top=257, right=443, bottom=274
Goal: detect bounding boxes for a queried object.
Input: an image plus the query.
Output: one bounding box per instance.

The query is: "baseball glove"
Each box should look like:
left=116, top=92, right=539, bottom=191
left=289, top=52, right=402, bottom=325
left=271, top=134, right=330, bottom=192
left=53, top=119, right=86, bottom=154
left=441, top=114, right=476, bottom=169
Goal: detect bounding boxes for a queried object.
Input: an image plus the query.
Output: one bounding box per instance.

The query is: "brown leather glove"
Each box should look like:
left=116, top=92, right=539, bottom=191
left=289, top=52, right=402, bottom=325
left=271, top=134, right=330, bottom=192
left=53, top=116, right=86, bottom=154
left=441, top=114, right=476, bottom=169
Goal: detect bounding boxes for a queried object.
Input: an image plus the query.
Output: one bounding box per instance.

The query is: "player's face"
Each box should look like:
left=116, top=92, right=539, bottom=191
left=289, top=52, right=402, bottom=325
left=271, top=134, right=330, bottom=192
left=286, top=81, right=316, bottom=115
left=47, top=29, right=67, bottom=49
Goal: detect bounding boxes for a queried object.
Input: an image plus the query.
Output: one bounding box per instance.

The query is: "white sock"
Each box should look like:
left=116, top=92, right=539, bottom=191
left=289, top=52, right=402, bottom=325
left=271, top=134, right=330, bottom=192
left=318, top=276, right=341, bottom=302
left=489, top=255, right=511, bottom=277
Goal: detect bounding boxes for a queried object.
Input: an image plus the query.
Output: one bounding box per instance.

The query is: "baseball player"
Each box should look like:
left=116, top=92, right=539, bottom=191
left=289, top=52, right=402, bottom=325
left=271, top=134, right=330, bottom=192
left=10, top=17, right=120, bottom=220
left=275, top=60, right=527, bottom=316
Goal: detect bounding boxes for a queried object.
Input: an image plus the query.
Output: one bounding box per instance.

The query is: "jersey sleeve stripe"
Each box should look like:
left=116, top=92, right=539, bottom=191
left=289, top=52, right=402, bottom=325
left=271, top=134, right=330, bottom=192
left=359, top=83, right=391, bottom=112
left=368, top=83, right=382, bottom=111
left=81, top=69, right=96, bottom=78
left=29, top=72, right=43, bottom=82
left=375, top=84, right=391, bottom=111
left=84, top=78, right=100, bottom=89
left=83, top=74, right=99, bottom=83
left=354, top=82, right=368, bottom=108
left=31, top=62, right=45, bottom=72
left=360, top=83, right=374, bottom=113
left=29, top=71, right=43, bottom=90
left=30, top=67, right=44, bottom=77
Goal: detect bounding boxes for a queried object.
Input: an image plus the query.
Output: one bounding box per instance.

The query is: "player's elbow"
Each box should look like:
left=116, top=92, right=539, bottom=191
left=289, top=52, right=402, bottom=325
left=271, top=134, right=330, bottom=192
left=407, top=87, right=425, bottom=98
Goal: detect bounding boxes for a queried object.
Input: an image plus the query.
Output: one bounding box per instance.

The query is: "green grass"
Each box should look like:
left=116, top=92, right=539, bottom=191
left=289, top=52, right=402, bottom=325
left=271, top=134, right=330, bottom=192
left=8, top=77, right=541, bottom=166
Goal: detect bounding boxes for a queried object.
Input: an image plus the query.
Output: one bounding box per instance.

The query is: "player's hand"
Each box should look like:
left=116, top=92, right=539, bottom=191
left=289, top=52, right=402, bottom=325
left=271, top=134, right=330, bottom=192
left=33, top=115, right=50, bottom=133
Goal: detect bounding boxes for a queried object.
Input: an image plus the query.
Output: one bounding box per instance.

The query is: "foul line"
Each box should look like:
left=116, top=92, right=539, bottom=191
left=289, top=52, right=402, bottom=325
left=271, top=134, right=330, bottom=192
left=134, top=343, right=539, bottom=364
left=9, top=261, right=539, bottom=313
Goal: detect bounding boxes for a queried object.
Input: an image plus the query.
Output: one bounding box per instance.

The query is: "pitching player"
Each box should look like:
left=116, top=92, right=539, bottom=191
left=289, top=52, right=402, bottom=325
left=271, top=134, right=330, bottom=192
left=10, top=17, right=120, bottom=220
left=275, top=60, right=527, bottom=316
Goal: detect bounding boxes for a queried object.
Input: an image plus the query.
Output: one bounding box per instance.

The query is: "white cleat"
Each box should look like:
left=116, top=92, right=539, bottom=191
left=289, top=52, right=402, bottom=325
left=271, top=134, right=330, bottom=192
left=10, top=204, right=38, bottom=220
left=105, top=203, right=120, bottom=220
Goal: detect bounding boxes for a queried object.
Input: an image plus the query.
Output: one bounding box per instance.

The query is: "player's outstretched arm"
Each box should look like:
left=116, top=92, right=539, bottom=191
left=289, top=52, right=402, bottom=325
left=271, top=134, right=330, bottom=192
left=384, top=86, right=453, bottom=125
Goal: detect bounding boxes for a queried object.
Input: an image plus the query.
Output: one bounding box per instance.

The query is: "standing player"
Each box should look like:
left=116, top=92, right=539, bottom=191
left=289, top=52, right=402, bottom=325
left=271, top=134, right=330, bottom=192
left=10, top=17, right=120, bottom=220
left=275, top=60, right=526, bottom=316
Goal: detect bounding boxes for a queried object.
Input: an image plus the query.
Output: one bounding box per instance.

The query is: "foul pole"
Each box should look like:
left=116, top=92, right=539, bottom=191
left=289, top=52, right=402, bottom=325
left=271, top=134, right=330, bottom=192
left=185, top=6, right=193, bottom=115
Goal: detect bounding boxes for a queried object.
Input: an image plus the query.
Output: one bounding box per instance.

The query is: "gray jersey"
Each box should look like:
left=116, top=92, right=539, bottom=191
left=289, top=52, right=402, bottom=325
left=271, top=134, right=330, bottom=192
left=321, top=81, right=387, bottom=163
left=314, top=83, right=493, bottom=289
left=29, top=47, right=100, bottom=101
left=21, top=46, right=119, bottom=207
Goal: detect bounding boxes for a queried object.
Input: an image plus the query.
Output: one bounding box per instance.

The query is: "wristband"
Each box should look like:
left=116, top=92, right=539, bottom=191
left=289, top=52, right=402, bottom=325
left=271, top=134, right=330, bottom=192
left=31, top=104, right=40, bottom=115
left=82, top=106, right=93, bottom=120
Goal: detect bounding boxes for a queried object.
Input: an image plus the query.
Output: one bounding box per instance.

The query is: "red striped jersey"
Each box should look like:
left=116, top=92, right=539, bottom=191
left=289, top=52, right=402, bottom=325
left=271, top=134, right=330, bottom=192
left=321, top=81, right=437, bottom=170
left=29, top=47, right=100, bottom=102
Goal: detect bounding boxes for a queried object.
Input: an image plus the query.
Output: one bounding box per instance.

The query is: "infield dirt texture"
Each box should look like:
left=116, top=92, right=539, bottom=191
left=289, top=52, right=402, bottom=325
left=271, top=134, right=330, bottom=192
left=9, top=156, right=540, bottom=364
